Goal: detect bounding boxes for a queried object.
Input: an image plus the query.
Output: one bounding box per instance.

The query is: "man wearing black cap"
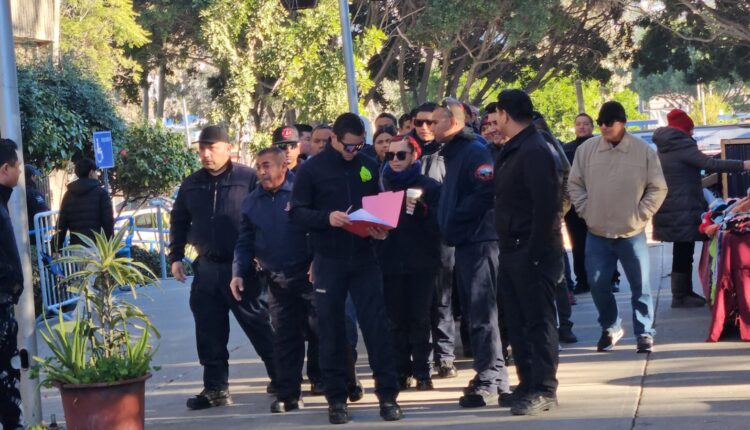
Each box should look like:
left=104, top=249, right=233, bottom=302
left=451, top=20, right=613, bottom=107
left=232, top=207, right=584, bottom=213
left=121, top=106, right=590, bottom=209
left=494, top=89, right=563, bottom=416
left=290, top=112, right=402, bottom=424
left=273, top=125, right=302, bottom=171
left=568, top=101, right=667, bottom=354
left=169, top=125, right=277, bottom=410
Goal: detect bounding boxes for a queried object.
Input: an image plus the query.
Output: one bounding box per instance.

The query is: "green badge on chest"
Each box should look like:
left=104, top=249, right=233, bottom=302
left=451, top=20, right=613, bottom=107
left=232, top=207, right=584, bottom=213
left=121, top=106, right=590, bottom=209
left=360, top=166, right=372, bottom=182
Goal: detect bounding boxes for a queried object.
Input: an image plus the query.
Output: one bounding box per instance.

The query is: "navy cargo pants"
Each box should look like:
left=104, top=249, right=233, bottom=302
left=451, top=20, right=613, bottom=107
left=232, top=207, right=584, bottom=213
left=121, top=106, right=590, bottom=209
left=312, top=254, right=399, bottom=404
left=189, top=258, right=276, bottom=391
left=454, top=241, right=509, bottom=393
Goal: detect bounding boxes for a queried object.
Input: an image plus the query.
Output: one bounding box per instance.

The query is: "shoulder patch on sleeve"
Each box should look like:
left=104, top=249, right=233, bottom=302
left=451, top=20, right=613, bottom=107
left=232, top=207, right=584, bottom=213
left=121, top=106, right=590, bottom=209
left=475, top=164, right=494, bottom=181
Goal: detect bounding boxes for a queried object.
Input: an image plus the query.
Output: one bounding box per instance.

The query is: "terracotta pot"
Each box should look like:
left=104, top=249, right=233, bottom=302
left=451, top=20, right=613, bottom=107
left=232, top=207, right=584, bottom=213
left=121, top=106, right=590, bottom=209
left=56, top=373, right=151, bottom=430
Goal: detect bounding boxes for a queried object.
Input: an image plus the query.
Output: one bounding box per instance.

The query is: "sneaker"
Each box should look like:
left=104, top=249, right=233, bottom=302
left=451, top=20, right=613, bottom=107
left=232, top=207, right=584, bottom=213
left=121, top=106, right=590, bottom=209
left=399, top=375, right=414, bottom=391
left=437, top=360, right=458, bottom=378
left=328, top=403, right=350, bottom=425
left=186, top=389, right=232, bottom=410
left=379, top=401, right=403, bottom=421
left=347, top=380, right=364, bottom=402
left=636, top=334, right=654, bottom=353
left=510, top=393, right=558, bottom=416
left=266, top=381, right=276, bottom=394
left=462, top=379, right=479, bottom=395
left=415, top=378, right=434, bottom=391
left=558, top=327, right=578, bottom=344
left=270, top=398, right=303, bottom=413
left=459, top=388, right=499, bottom=408
left=498, top=391, right=524, bottom=408
left=310, top=381, right=325, bottom=396
left=596, top=327, right=624, bottom=352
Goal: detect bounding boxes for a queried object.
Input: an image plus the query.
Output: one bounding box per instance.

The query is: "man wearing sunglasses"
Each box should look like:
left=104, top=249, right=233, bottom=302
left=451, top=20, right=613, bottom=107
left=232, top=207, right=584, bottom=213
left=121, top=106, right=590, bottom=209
left=431, top=97, right=510, bottom=409
left=290, top=113, right=402, bottom=424
left=568, top=101, right=667, bottom=354
left=272, top=125, right=303, bottom=172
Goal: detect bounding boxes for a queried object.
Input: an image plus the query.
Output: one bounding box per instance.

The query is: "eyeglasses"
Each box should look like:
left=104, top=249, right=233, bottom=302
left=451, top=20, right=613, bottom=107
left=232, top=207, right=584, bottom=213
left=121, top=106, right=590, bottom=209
left=275, top=142, right=299, bottom=151
left=596, top=119, right=616, bottom=127
left=341, top=140, right=364, bottom=153
left=384, top=151, right=411, bottom=161
left=413, top=119, right=436, bottom=127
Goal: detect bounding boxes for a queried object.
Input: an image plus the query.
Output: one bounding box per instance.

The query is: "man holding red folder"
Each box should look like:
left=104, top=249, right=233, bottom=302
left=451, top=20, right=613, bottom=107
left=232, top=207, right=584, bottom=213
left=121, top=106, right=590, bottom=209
left=290, top=113, right=402, bottom=425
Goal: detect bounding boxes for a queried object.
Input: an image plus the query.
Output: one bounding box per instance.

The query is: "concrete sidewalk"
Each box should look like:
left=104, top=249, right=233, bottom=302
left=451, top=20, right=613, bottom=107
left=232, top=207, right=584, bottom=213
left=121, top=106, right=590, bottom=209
left=37, top=244, right=750, bottom=429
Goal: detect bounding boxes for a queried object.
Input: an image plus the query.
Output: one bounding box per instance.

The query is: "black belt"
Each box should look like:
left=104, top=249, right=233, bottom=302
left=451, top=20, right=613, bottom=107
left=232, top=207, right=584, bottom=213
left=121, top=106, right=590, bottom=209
left=201, top=254, right=233, bottom=264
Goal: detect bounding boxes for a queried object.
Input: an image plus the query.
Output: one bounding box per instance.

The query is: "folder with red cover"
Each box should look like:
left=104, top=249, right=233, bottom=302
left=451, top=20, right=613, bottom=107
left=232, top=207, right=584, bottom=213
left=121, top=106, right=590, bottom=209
left=342, top=190, right=404, bottom=238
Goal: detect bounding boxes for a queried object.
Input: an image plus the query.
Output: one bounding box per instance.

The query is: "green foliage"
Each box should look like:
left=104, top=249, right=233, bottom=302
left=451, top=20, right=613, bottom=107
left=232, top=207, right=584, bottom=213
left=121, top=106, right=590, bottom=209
left=691, top=92, right=732, bottom=126
left=531, top=76, right=647, bottom=141
left=131, top=246, right=193, bottom=278
left=33, top=230, right=160, bottom=386
left=17, top=60, right=124, bottom=172
left=110, top=123, right=201, bottom=201
left=61, top=0, right=150, bottom=88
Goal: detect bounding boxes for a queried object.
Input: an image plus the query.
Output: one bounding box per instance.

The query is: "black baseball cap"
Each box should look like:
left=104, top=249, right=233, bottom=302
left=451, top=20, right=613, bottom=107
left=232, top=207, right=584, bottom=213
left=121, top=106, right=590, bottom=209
left=272, top=125, right=300, bottom=145
left=195, top=125, right=230, bottom=145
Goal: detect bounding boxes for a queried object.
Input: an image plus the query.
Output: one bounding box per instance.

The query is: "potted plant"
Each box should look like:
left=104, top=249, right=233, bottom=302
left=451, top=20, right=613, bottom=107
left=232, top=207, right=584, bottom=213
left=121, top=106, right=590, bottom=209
left=32, top=229, right=160, bottom=430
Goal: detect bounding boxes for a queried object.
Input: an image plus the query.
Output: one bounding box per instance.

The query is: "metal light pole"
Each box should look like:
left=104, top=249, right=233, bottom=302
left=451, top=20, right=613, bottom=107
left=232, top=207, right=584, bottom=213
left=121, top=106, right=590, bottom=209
left=0, top=0, right=42, bottom=424
left=338, top=0, right=359, bottom=115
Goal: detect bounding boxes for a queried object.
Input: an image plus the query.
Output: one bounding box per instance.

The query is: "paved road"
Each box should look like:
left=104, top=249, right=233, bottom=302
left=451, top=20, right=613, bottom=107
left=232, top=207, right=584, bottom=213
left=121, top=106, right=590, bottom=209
left=38, top=244, right=750, bottom=429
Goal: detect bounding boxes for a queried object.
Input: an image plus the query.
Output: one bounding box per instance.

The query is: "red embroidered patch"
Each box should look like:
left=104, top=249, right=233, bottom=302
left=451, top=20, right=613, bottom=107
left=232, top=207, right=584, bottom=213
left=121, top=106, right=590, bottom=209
left=281, top=127, right=294, bottom=139
left=475, top=164, right=494, bottom=181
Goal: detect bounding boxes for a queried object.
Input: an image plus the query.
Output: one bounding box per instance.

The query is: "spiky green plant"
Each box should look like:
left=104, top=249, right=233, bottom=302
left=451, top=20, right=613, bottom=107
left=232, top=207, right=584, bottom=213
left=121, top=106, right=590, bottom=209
left=33, top=229, right=160, bottom=386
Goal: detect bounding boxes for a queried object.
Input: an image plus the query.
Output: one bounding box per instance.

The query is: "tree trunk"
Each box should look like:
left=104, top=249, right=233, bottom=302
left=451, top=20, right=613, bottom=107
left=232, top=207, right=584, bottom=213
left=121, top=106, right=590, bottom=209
left=398, top=43, right=410, bottom=113
left=154, top=64, right=167, bottom=122
left=416, top=47, right=434, bottom=105
left=140, top=76, right=150, bottom=121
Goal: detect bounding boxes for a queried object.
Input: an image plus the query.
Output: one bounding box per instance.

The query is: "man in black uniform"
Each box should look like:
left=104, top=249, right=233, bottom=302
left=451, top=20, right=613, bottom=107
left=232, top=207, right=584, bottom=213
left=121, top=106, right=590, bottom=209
left=290, top=113, right=402, bottom=424
left=494, top=90, right=562, bottom=415
left=0, top=139, right=24, bottom=430
left=232, top=147, right=315, bottom=413
left=169, top=125, right=276, bottom=410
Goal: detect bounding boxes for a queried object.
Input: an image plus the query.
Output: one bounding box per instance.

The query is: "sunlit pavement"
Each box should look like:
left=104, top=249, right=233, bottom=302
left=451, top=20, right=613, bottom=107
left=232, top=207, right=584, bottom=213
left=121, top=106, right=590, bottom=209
left=38, top=243, right=750, bottom=429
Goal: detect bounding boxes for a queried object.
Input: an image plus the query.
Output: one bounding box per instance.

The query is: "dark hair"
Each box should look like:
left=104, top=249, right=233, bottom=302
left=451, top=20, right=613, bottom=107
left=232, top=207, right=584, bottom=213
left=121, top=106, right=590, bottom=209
left=256, top=146, right=286, bottom=165
left=333, top=113, right=365, bottom=140
left=532, top=111, right=554, bottom=135
left=0, top=138, right=19, bottom=168
left=462, top=102, right=474, bottom=119
left=398, top=113, right=411, bottom=128
left=496, top=89, right=534, bottom=123
left=294, top=123, right=313, bottom=134
left=376, top=112, right=398, bottom=127
left=597, top=101, right=627, bottom=124
left=313, top=123, right=332, bottom=132
left=74, top=158, right=97, bottom=179
left=374, top=125, right=398, bottom=142
left=413, top=102, right=438, bottom=116
left=484, top=102, right=498, bottom=115
left=575, top=113, right=594, bottom=126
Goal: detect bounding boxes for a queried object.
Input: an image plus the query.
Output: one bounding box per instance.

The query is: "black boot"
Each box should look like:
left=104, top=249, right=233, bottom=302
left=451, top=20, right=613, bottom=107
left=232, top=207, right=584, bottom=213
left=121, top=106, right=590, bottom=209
left=671, top=272, right=706, bottom=308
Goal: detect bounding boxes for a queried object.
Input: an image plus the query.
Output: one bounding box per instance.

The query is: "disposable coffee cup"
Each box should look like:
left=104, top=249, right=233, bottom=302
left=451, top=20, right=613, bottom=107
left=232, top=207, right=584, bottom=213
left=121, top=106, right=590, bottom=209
left=406, top=188, right=423, bottom=215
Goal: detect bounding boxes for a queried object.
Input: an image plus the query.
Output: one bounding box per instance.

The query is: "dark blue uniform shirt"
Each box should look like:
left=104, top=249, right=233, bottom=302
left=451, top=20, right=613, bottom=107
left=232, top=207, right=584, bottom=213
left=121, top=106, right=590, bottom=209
left=232, top=175, right=311, bottom=278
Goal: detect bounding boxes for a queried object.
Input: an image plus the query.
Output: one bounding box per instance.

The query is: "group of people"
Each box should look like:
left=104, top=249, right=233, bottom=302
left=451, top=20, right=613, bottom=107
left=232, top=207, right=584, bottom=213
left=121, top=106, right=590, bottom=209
left=0, top=84, right=739, bottom=428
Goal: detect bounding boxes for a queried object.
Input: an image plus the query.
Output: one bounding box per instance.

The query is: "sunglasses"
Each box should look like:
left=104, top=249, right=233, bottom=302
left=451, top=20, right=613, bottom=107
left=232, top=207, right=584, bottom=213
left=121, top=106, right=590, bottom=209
left=384, top=151, right=412, bottom=161
left=341, top=141, right=364, bottom=153
left=414, top=119, right=436, bottom=127
left=596, top=119, right=616, bottom=127
left=276, top=142, right=299, bottom=151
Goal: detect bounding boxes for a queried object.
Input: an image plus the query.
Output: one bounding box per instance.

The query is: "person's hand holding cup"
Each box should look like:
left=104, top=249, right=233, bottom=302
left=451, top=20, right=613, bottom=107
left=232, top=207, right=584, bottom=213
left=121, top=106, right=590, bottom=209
left=406, top=188, right=423, bottom=215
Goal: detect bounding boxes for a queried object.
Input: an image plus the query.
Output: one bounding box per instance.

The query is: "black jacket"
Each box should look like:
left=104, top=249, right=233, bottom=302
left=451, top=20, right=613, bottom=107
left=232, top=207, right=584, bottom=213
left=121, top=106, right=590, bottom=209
left=232, top=174, right=311, bottom=278
left=0, top=185, right=23, bottom=303
left=652, top=127, right=745, bottom=242
left=563, top=135, right=593, bottom=165
left=55, top=178, right=114, bottom=250
left=26, top=182, right=49, bottom=226
left=437, top=129, right=497, bottom=246
left=494, top=125, right=561, bottom=261
left=169, top=162, right=258, bottom=263
left=377, top=174, right=442, bottom=275
left=290, top=144, right=380, bottom=260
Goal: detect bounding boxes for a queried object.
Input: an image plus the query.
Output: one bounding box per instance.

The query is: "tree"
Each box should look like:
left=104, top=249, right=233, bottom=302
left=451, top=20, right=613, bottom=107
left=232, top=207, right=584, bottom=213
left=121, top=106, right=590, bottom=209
left=110, top=124, right=201, bottom=206
left=17, top=60, right=125, bottom=172
left=630, top=67, right=696, bottom=109
left=60, top=0, right=150, bottom=89
left=356, top=0, right=627, bottom=112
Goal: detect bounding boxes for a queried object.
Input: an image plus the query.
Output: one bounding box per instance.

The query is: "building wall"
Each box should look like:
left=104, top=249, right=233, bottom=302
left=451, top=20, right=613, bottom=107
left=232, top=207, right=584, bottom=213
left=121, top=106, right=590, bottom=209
left=11, top=0, right=57, bottom=43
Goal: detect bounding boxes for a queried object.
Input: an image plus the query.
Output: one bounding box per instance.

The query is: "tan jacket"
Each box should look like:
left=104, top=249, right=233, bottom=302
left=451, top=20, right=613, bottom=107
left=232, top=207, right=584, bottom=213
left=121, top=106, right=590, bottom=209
left=568, top=132, right=667, bottom=239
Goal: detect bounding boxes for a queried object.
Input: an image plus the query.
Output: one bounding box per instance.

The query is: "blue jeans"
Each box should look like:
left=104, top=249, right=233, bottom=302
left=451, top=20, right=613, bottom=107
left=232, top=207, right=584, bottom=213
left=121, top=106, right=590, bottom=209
left=585, top=232, right=655, bottom=337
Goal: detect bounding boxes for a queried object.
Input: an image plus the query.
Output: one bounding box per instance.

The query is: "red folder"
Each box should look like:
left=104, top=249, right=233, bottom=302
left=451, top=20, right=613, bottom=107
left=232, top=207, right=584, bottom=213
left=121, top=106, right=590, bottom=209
left=342, top=191, right=404, bottom=238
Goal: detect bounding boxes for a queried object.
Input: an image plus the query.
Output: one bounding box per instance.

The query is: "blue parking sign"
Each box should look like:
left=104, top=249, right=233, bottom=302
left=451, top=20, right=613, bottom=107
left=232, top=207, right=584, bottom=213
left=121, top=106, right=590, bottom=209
left=93, top=131, right=114, bottom=169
